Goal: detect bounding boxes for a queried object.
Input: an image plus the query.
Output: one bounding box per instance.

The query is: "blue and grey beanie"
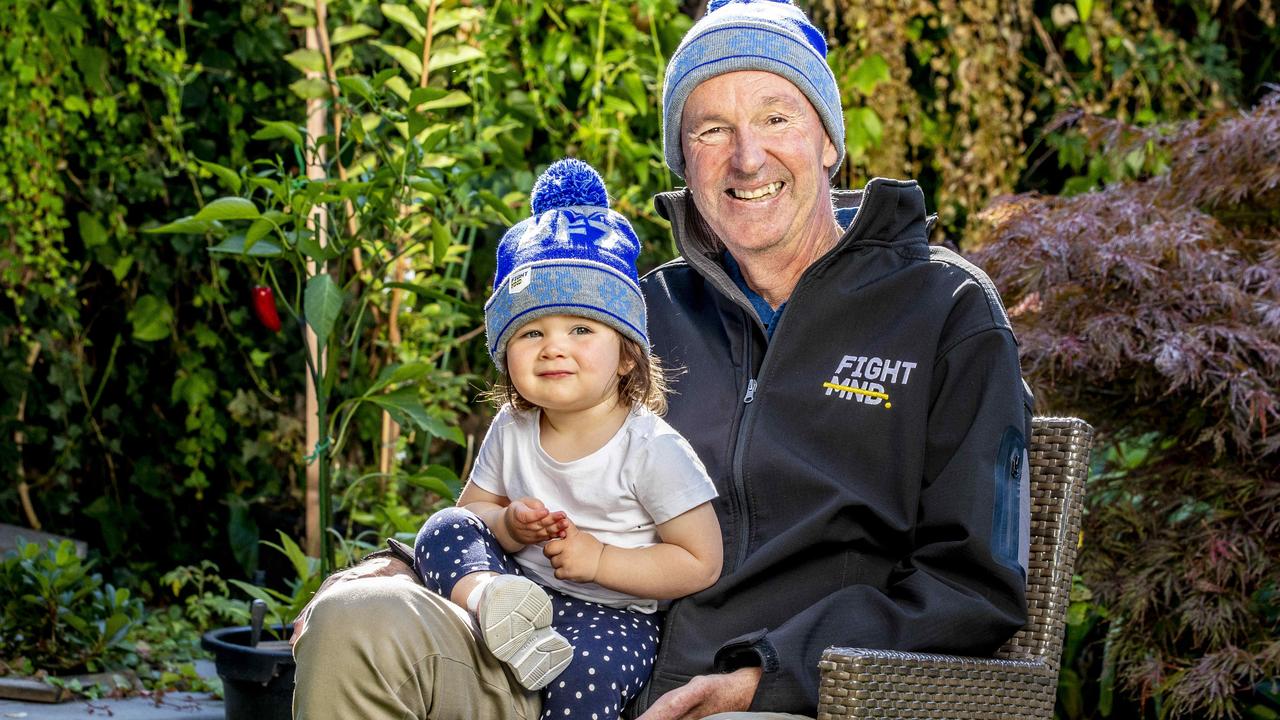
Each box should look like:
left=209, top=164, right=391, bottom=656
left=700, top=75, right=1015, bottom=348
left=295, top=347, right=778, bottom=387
left=485, top=159, right=648, bottom=370
left=661, top=0, right=845, bottom=179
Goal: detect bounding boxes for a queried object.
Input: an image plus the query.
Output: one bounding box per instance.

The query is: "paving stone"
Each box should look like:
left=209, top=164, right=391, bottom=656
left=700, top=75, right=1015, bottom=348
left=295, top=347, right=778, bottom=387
left=0, top=662, right=225, bottom=720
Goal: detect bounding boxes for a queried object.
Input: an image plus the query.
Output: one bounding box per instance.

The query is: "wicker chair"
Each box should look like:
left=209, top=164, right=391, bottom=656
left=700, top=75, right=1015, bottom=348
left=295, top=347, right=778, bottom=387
left=817, top=417, right=1094, bottom=720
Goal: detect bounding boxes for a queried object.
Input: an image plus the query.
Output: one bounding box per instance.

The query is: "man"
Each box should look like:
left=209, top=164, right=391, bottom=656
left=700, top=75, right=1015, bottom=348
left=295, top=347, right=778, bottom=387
left=291, top=0, right=1032, bottom=717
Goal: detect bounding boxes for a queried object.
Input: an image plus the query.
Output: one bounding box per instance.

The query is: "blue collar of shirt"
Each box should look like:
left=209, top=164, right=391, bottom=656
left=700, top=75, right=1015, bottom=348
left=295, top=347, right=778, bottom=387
left=719, top=207, right=856, bottom=339
left=722, top=252, right=786, bottom=339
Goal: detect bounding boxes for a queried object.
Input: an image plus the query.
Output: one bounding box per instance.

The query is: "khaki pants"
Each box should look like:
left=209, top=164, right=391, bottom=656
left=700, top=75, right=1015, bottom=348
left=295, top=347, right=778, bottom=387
left=292, top=574, right=811, bottom=720
left=293, top=575, right=540, bottom=720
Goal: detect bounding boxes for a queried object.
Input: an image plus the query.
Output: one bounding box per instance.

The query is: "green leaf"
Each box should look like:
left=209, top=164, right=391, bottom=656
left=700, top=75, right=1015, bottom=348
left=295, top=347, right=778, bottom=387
left=332, top=23, right=378, bottom=45
left=856, top=107, right=884, bottom=144
left=128, top=295, right=173, bottom=342
left=428, top=45, right=483, bottom=73
left=195, top=197, right=261, bottom=222
left=228, top=495, right=260, bottom=575
left=110, top=255, right=133, bottom=282
left=844, top=107, right=884, bottom=158
left=368, top=362, right=432, bottom=395
left=373, top=41, right=423, bottom=82
left=228, top=579, right=293, bottom=607
left=145, top=216, right=214, bottom=234
left=409, top=86, right=448, bottom=107
left=384, top=75, right=412, bottom=103
left=425, top=6, right=482, bottom=35
left=296, top=230, right=336, bottom=262
left=290, top=78, right=331, bottom=100
left=477, top=190, right=518, bottom=224
left=406, top=465, right=461, bottom=500
left=249, top=177, right=287, bottom=199
left=253, top=120, right=306, bottom=148
left=284, top=48, right=327, bottom=74
left=197, top=160, right=242, bottom=194
left=364, top=387, right=433, bottom=432
left=381, top=3, right=426, bottom=39
left=304, top=274, right=343, bottom=347
left=266, top=530, right=314, bottom=587
left=406, top=473, right=455, bottom=499
left=419, top=90, right=470, bottom=111
left=245, top=218, right=277, bottom=249
left=64, top=95, right=90, bottom=116
left=78, top=212, right=109, bottom=249
left=421, top=153, right=456, bottom=168
left=383, top=281, right=471, bottom=312
left=337, top=75, right=376, bottom=104
left=371, top=68, right=399, bottom=88
left=409, top=109, right=431, bottom=139
left=848, top=54, right=891, bottom=96
left=431, top=219, right=452, bottom=264
left=208, top=235, right=284, bottom=258
left=1076, top=0, right=1094, bottom=23
left=1065, top=26, right=1091, bottom=64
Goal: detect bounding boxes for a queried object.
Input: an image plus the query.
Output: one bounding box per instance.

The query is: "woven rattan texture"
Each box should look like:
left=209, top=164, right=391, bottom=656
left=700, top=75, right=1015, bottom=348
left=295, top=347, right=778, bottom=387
left=816, top=417, right=1093, bottom=720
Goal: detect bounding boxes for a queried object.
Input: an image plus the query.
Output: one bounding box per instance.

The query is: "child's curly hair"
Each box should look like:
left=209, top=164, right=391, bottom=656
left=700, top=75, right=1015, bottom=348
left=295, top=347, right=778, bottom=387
left=489, top=338, right=670, bottom=415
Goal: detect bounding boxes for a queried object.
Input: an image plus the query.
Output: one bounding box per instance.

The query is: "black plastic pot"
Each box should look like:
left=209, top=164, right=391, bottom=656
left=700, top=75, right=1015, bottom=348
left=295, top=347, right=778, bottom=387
left=202, top=624, right=295, bottom=720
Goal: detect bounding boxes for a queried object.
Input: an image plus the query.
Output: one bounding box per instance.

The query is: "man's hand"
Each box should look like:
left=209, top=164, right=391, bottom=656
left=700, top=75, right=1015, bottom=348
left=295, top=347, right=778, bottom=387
left=635, top=667, right=763, bottom=720
left=543, top=520, right=604, bottom=583
left=289, top=553, right=417, bottom=648
left=504, top=497, right=567, bottom=546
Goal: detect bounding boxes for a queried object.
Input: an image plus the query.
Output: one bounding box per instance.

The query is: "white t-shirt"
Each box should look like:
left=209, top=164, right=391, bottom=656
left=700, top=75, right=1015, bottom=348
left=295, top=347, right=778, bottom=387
left=469, top=405, right=719, bottom=613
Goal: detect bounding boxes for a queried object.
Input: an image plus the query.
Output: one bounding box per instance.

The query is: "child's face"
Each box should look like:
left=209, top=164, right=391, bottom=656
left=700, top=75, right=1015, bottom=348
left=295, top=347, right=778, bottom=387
left=505, top=315, right=632, bottom=415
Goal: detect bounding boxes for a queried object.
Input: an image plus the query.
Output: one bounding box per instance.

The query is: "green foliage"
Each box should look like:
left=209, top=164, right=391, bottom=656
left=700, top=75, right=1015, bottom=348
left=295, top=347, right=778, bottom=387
left=460, top=0, right=690, bottom=262
left=227, top=532, right=323, bottom=634
left=158, top=560, right=248, bottom=631
left=810, top=0, right=1279, bottom=236
left=1, top=0, right=307, bottom=579
left=0, top=539, right=144, bottom=673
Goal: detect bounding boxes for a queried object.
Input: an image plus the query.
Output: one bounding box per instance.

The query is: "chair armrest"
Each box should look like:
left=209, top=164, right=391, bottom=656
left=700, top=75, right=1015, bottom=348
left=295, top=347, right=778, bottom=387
left=818, top=647, right=1058, bottom=720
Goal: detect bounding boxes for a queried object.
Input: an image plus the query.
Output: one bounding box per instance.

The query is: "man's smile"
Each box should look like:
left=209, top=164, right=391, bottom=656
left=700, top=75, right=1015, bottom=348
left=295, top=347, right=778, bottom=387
left=727, top=181, right=784, bottom=201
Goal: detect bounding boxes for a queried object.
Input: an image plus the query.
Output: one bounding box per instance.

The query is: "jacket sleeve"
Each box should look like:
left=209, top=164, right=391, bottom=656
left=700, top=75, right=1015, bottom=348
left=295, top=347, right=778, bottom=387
left=715, top=325, right=1034, bottom=713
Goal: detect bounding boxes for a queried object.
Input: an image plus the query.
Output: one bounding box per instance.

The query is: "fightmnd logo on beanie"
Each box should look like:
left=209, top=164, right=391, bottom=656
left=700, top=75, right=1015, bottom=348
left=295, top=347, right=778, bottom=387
left=484, top=159, right=649, bottom=370
left=661, top=0, right=845, bottom=179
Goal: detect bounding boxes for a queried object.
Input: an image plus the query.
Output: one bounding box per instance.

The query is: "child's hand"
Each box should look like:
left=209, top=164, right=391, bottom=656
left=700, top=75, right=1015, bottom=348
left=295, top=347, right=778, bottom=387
left=504, top=497, right=568, bottom=546
left=543, top=520, right=604, bottom=583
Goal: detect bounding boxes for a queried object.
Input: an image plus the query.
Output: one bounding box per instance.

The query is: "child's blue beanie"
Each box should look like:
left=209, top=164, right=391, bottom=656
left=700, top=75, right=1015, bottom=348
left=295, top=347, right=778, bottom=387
left=661, top=0, right=844, bottom=179
left=485, top=159, right=648, bottom=370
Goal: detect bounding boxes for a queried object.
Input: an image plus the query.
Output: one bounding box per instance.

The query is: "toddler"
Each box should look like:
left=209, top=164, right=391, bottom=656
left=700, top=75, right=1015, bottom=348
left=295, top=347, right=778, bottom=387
left=414, top=159, right=722, bottom=720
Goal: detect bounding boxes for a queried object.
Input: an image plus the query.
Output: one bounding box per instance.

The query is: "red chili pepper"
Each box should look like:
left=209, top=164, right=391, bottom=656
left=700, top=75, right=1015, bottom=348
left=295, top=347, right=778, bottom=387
left=251, top=286, right=282, bottom=332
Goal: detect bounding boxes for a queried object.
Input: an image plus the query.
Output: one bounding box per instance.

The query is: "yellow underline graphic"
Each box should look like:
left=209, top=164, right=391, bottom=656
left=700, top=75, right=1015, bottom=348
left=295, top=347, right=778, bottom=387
left=822, top=382, right=891, bottom=408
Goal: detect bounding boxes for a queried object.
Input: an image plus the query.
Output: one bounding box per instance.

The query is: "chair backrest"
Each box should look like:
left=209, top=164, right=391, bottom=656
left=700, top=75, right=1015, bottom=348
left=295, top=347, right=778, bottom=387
left=993, top=417, right=1093, bottom=673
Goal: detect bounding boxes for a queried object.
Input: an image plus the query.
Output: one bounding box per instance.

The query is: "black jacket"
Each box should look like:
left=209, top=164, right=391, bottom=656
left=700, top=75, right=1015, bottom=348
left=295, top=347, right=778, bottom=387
left=630, top=179, right=1033, bottom=714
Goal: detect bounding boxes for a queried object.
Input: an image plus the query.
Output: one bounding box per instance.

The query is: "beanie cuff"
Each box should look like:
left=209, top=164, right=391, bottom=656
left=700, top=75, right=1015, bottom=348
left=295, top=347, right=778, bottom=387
left=484, top=259, right=649, bottom=369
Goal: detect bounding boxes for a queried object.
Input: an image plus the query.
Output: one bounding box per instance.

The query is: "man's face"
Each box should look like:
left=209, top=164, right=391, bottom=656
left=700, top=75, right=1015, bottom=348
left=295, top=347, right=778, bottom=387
left=681, top=70, right=838, bottom=258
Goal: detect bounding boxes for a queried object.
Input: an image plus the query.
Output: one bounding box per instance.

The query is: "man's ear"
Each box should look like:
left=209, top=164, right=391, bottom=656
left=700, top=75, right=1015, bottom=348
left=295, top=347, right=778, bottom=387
left=822, top=134, right=838, bottom=171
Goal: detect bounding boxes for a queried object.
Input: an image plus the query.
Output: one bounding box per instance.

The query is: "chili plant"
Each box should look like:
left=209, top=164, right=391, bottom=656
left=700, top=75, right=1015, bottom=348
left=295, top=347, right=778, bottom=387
left=148, top=69, right=476, bottom=573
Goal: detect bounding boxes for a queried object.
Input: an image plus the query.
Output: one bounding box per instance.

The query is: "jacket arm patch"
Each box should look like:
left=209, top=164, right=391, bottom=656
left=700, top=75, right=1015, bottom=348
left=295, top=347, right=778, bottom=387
left=991, top=426, right=1030, bottom=577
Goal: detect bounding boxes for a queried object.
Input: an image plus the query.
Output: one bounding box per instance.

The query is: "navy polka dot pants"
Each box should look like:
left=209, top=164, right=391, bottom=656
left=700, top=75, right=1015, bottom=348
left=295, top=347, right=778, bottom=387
left=415, top=507, right=659, bottom=720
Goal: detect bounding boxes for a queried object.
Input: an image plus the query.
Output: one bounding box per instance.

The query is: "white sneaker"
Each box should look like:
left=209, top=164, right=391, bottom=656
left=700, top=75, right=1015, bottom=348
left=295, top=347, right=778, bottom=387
left=477, top=575, right=574, bottom=690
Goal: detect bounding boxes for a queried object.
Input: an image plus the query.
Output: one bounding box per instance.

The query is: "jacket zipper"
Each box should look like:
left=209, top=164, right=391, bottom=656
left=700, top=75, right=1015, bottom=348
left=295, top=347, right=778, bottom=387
left=634, top=315, right=758, bottom=714
left=635, top=185, right=880, bottom=713
left=729, top=313, right=759, bottom=572
left=722, top=185, right=877, bottom=574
